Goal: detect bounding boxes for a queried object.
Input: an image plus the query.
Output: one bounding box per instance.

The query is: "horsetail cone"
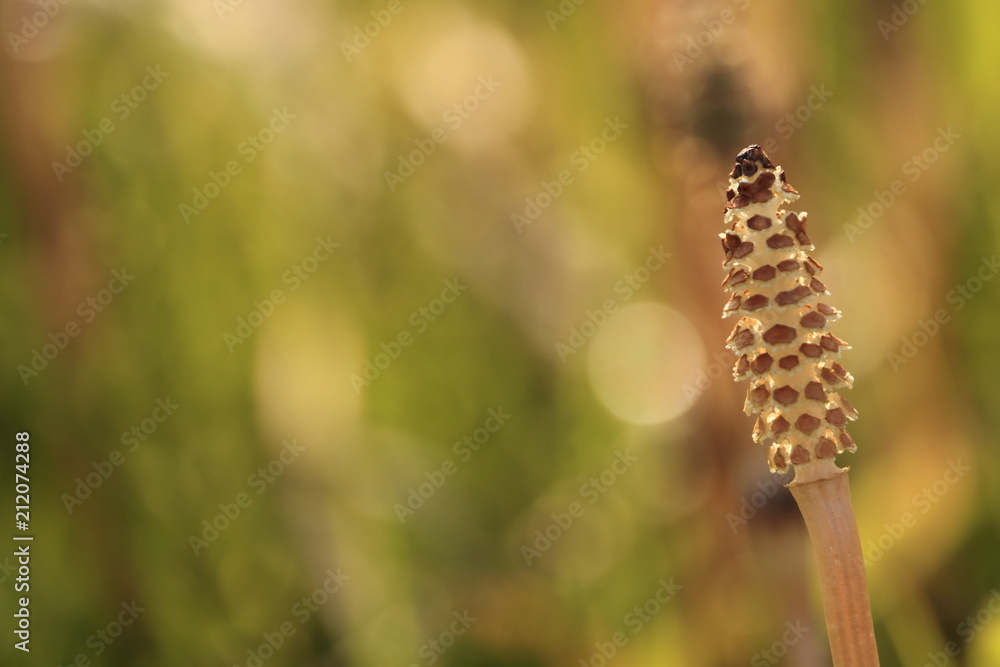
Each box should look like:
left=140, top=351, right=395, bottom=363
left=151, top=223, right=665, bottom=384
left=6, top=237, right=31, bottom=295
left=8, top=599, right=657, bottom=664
left=721, top=145, right=859, bottom=478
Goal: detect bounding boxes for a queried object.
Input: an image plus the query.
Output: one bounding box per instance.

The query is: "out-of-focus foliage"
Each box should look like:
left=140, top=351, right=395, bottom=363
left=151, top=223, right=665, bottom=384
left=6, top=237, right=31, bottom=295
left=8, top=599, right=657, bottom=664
left=1, top=0, right=999, bottom=665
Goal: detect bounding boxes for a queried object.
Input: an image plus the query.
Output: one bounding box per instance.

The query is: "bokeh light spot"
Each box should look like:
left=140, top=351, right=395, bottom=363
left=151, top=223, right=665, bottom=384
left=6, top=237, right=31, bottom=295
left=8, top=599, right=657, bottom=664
left=392, top=9, right=534, bottom=152
left=586, top=302, right=706, bottom=424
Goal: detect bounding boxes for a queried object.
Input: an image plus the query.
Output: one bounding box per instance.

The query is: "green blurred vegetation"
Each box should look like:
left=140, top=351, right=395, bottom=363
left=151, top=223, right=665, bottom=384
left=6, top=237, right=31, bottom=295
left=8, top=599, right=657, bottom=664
left=1, top=0, right=1000, bottom=665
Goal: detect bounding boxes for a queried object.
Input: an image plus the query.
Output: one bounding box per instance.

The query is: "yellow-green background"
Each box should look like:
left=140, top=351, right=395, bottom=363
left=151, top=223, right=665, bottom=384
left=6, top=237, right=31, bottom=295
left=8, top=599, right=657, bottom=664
left=1, top=0, right=998, bottom=665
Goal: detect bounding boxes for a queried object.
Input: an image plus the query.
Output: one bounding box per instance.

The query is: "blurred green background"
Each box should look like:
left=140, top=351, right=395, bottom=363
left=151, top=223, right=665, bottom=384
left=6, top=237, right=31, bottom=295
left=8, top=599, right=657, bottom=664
left=1, top=0, right=999, bottom=665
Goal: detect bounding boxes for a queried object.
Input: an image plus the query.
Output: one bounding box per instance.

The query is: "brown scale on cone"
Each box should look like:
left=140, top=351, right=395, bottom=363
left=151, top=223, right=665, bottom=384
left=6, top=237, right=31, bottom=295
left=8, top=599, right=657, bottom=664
left=721, top=145, right=858, bottom=476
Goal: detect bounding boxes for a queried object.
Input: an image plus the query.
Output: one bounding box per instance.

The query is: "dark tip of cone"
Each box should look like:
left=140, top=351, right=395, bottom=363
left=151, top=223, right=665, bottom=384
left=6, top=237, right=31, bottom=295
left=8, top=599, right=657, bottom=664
left=734, top=144, right=776, bottom=171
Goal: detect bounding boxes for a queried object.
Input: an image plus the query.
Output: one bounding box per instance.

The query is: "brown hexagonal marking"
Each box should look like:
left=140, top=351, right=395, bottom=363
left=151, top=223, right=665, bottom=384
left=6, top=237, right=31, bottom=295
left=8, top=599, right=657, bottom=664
left=820, top=334, right=841, bottom=352
left=825, top=407, right=846, bottom=428
left=752, top=265, right=777, bottom=281
left=732, top=328, right=755, bottom=349
left=744, top=294, right=769, bottom=311
left=724, top=294, right=742, bottom=312
left=736, top=354, right=749, bottom=375
left=800, top=311, right=826, bottom=329
left=772, top=447, right=788, bottom=471
left=778, top=355, right=799, bottom=370
left=755, top=172, right=776, bottom=190
left=750, top=353, right=774, bottom=374
left=799, top=343, right=823, bottom=358
left=820, top=367, right=840, bottom=384
left=777, top=259, right=800, bottom=272
left=790, top=445, right=810, bottom=465
left=839, top=432, right=856, bottom=450
left=771, top=415, right=790, bottom=435
left=804, top=381, right=825, bottom=401
left=775, top=285, right=812, bottom=306
left=733, top=242, right=754, bottom=259
left=841, top=397, right=859, bottom=419
left=816, top=437, right=838, bottom=458
left=725, top=269, right=749, bottom=287
left=773, top=385, right=799, bottom=405
left=767, top=234, right=795, bottom=249
left=810, top=278, right=827, bottom=293
left=763, top=324, right=797, bottom=345
left=795, top=414, right=821, bottom=434
left=747, top=215, right=772, bottom=231
left=749, top=384, right=770, bottom=405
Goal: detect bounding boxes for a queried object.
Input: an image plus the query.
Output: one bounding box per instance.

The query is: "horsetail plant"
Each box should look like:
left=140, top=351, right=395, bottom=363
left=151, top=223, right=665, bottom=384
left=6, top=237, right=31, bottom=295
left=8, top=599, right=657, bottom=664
left=721, top=145, right=879, bottom=666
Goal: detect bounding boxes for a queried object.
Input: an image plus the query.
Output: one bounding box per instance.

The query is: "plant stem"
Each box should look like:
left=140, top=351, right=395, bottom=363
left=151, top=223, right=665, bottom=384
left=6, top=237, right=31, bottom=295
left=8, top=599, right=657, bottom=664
left=788, top=468, right=880, bottom=667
